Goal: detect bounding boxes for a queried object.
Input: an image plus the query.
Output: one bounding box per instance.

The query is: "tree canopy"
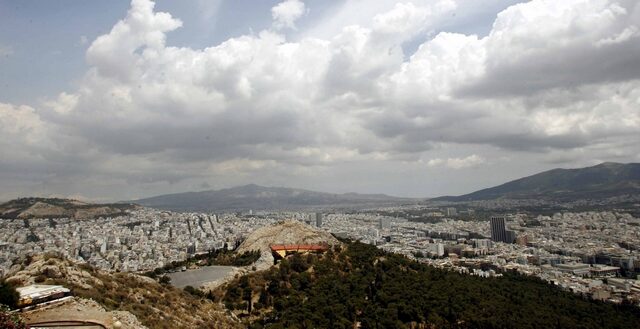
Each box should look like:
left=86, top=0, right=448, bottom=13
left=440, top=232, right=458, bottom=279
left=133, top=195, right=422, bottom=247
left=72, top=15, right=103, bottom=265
left=222, top=240, right=640, bottom=329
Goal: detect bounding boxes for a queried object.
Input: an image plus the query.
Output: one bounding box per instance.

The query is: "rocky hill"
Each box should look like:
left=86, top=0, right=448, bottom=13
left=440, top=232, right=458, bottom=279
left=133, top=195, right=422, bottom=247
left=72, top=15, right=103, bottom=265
left=434, top=162, right=640, bottom=202
left=237, top=220, right=340, bottom=254
left=0, top=198, right=137, bottom=219
left=236, top=220, right=340, bottom=269
left=132, top=184, right=415, bottom=212
left=4, top=253, right=240, bottom=329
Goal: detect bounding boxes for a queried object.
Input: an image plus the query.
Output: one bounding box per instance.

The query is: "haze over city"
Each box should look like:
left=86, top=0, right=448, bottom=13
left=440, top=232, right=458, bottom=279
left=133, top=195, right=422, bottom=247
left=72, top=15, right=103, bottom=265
left=1, top=0, right=639, bottom=201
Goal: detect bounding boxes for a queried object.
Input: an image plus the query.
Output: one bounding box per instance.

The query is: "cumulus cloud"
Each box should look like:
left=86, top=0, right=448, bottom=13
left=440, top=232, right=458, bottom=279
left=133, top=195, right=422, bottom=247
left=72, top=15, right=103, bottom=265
left=272, top=0, right=306, bottom=30
left=427, top=155, right=485, bottom=169
left=1, top=0, right=639, bottom=199
left=458, top=0, right=640, bottom=97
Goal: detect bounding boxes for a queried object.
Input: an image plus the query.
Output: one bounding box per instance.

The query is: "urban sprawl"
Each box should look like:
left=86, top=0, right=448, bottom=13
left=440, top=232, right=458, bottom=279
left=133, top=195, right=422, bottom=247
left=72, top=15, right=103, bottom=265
left=1, top=206, right=639, bottom=306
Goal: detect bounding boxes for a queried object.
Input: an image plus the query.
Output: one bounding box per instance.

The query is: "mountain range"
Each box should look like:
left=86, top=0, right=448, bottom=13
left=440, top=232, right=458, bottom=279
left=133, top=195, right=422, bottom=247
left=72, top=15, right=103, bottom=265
left=434, top=162, right=640, bottom=202
left=3, top=162, right=637, bottom=215
left=133, top=162, right=640, bottom=211
left=131, top=184, right=415, bottom=212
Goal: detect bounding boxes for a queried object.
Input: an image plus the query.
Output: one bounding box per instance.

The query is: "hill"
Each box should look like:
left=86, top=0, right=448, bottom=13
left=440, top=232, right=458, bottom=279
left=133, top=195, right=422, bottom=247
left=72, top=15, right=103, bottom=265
left=4, top=253, right=240, bottom=328
left=236, top=220, right=341, bottom=269
left=217, top=240, right=640, bottom=328
left=0, top=198, right=137, bottom=219
left=132, top=184, right=414, bottom=212
left=434, top=162, right=640, bottom=202
left=236, top=220, right=340, bottom=254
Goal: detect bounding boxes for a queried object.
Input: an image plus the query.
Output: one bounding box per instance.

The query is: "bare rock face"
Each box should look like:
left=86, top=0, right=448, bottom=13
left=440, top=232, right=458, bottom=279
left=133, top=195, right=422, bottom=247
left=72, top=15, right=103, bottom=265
left=236, top=220, right=341, bottom=269
left=236, top=220, right=340, bottom=254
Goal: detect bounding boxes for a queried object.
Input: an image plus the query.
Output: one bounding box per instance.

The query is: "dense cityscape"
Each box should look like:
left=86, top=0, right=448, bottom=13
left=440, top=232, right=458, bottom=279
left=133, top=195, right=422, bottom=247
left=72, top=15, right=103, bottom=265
left=2, top=204, right=639, bottom=307
left=1, top=0, right=640, bottom=326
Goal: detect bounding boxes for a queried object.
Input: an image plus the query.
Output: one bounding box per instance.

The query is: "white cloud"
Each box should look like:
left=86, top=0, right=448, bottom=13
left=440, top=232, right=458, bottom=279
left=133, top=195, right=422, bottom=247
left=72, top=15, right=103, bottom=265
left=272, top=0, right=306, bottom=30
left=372, top=1, right=455, bottom=38
left=86, top=0, right=182, bottom=81
left=45, top=92, right=79, bottom=115
left=1, top=0, right=639, bottom=199
left=427, top=155, right=485, bottom=169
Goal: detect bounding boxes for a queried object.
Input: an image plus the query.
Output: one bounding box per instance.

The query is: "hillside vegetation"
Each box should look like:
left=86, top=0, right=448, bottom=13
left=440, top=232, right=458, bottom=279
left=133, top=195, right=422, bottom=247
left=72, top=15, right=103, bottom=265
left=218, top=240, right=640, bottom=329
left=5, top=254, right=240, bottom=328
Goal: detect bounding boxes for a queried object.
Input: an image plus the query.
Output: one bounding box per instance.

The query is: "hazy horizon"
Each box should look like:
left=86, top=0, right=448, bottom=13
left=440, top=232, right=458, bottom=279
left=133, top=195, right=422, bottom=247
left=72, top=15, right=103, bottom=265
left=1, top=0, right=639, bottom=201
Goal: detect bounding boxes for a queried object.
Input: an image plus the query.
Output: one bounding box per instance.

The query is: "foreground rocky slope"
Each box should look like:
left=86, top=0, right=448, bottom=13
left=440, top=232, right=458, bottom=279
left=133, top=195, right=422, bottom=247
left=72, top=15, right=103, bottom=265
left=5, top=253, right=240, bottom=328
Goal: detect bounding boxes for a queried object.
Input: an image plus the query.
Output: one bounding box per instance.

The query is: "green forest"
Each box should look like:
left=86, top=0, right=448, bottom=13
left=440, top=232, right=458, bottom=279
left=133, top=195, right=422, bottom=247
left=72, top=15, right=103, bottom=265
left=220, top=240, right=640, bottom=329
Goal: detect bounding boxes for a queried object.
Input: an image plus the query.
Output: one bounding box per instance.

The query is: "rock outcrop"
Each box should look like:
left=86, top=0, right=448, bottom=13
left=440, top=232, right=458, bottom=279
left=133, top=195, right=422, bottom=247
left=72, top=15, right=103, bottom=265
left=237, top=220, right=340, bottom=254
left=236, top=220, right=340, bottom=268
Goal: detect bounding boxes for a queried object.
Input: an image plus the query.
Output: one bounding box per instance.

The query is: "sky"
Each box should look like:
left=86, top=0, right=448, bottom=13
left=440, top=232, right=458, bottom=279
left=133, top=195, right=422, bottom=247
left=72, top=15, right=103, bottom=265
left=0, top=0, right=639, bottom=201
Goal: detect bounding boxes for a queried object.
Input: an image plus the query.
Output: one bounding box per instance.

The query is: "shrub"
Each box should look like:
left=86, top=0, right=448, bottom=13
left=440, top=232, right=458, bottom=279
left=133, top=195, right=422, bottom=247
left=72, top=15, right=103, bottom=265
left=0, top=281, right=19, bottom=309
left=0, top=305, right=27, bottom=329
left=159, top=275, right=171, bottom=285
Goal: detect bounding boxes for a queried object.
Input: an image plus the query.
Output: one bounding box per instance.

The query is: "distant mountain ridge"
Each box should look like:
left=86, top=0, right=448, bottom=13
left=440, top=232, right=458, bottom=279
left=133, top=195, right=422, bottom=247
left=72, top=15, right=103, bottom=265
left=0, top=197, right=136, bottom=219
left=434, top=162, right=640, bottom=202
left=132, top=184, right=414, bottom=212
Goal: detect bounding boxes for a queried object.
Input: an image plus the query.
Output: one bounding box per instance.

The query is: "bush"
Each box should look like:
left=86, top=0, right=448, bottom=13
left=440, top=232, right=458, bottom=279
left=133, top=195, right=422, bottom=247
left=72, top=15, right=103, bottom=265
left=184, top=285, right=205, bottom=297
left=0, top=305, right=27, bottom=329
left=159, top=275, right=171, bottom=285
left=0, top=281, right=19, bottom=309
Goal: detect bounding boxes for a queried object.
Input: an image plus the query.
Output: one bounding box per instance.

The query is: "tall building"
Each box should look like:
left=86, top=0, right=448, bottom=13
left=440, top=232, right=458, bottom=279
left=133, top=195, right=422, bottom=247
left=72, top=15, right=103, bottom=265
left=446, top=207, right=457, bottom=217
left=315, top=213, right=323, bottom=227
left=491, top=216, right=516, bottom=243
left=490, top=216, right=507, bottom=243
left=378, top=217, right=389, bottom=230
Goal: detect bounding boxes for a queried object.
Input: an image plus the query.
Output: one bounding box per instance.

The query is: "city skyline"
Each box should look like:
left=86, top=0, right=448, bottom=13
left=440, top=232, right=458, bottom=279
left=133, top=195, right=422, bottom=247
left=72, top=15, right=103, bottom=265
left=1, top=0, right=639, bottom=201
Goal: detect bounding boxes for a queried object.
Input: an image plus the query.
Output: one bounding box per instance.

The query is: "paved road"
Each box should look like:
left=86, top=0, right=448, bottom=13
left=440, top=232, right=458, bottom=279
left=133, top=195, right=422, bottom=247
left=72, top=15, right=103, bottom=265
left=167, top=265, right=236, bottom=288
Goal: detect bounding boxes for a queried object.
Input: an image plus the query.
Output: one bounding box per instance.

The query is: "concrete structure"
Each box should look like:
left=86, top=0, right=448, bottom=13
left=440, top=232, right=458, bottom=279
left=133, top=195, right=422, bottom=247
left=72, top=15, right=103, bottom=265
left=426, top=243, right=445, bottom=257
left=378, top=217, right=390, bottom=230
left=17, top=285, right=70, bottom=307
left=315, top=213, right=323, bottom=228
left=555, top=263, right=591, bottom=277
left=490, top=216, right=507, bottom=243
left=270, top=243, right=329, bottom=260
left=590, top=265, right=619, bottom=277
left=446, top=208, right=457, bottom=217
